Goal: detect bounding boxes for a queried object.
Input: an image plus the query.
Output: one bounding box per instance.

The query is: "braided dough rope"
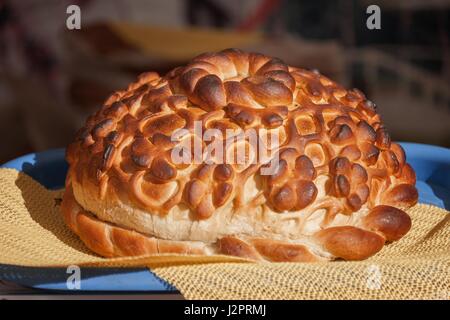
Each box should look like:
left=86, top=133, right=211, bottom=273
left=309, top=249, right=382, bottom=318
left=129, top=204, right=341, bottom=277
left=62, top=49, right=418, bottom=262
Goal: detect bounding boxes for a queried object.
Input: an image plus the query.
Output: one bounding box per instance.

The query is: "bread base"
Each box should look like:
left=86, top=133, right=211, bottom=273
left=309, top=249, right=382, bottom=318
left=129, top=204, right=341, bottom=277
left=61, top=186, right=412, bottom=262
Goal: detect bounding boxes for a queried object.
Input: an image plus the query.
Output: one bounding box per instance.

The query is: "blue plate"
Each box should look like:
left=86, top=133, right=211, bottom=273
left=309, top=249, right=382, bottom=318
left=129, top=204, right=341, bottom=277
left=0, top=149, right=176, bottom=292
left=0, top=143, right=449, bottom=292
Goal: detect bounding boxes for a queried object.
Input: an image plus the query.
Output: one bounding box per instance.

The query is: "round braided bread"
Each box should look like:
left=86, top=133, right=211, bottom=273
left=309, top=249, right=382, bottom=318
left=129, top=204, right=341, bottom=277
left=62, top=49, right=418, bottom=261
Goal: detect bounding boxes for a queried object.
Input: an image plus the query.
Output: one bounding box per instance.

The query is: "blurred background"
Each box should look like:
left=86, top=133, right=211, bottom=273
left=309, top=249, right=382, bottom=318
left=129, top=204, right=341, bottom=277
left=0, top=0, right=449, bottom=163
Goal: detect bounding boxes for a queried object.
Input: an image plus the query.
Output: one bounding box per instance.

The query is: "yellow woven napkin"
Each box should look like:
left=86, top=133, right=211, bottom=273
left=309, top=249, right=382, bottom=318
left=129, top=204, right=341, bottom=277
left=0, top=168, right=449, bottom=299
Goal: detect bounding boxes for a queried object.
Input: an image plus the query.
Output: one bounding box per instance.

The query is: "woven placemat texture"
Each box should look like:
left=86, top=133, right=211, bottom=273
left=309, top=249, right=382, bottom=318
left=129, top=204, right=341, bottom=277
left=0, top=168, right=449, bottom=299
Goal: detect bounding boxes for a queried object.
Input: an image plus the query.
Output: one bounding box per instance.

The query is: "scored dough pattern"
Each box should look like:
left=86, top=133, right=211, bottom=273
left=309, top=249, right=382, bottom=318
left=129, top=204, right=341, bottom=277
left=64, top=49, right=418, bottom=261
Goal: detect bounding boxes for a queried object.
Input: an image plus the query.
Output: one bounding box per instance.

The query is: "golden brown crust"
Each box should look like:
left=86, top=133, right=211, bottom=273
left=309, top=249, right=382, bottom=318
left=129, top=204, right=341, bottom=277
left=62, top=186, right=326, bottom=261
left=250, top=238, right=321, bottom=262
left=315, top=226, right=385, bottom=260
left=62, top=186, right=208, bottom=258
left=218, top=236, right=262, bottom=261
left=363, top=205, right=412, bottom=241
left=62, top=185, right=413, bottom=262
left=62, top=48, right=418, bottom=262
